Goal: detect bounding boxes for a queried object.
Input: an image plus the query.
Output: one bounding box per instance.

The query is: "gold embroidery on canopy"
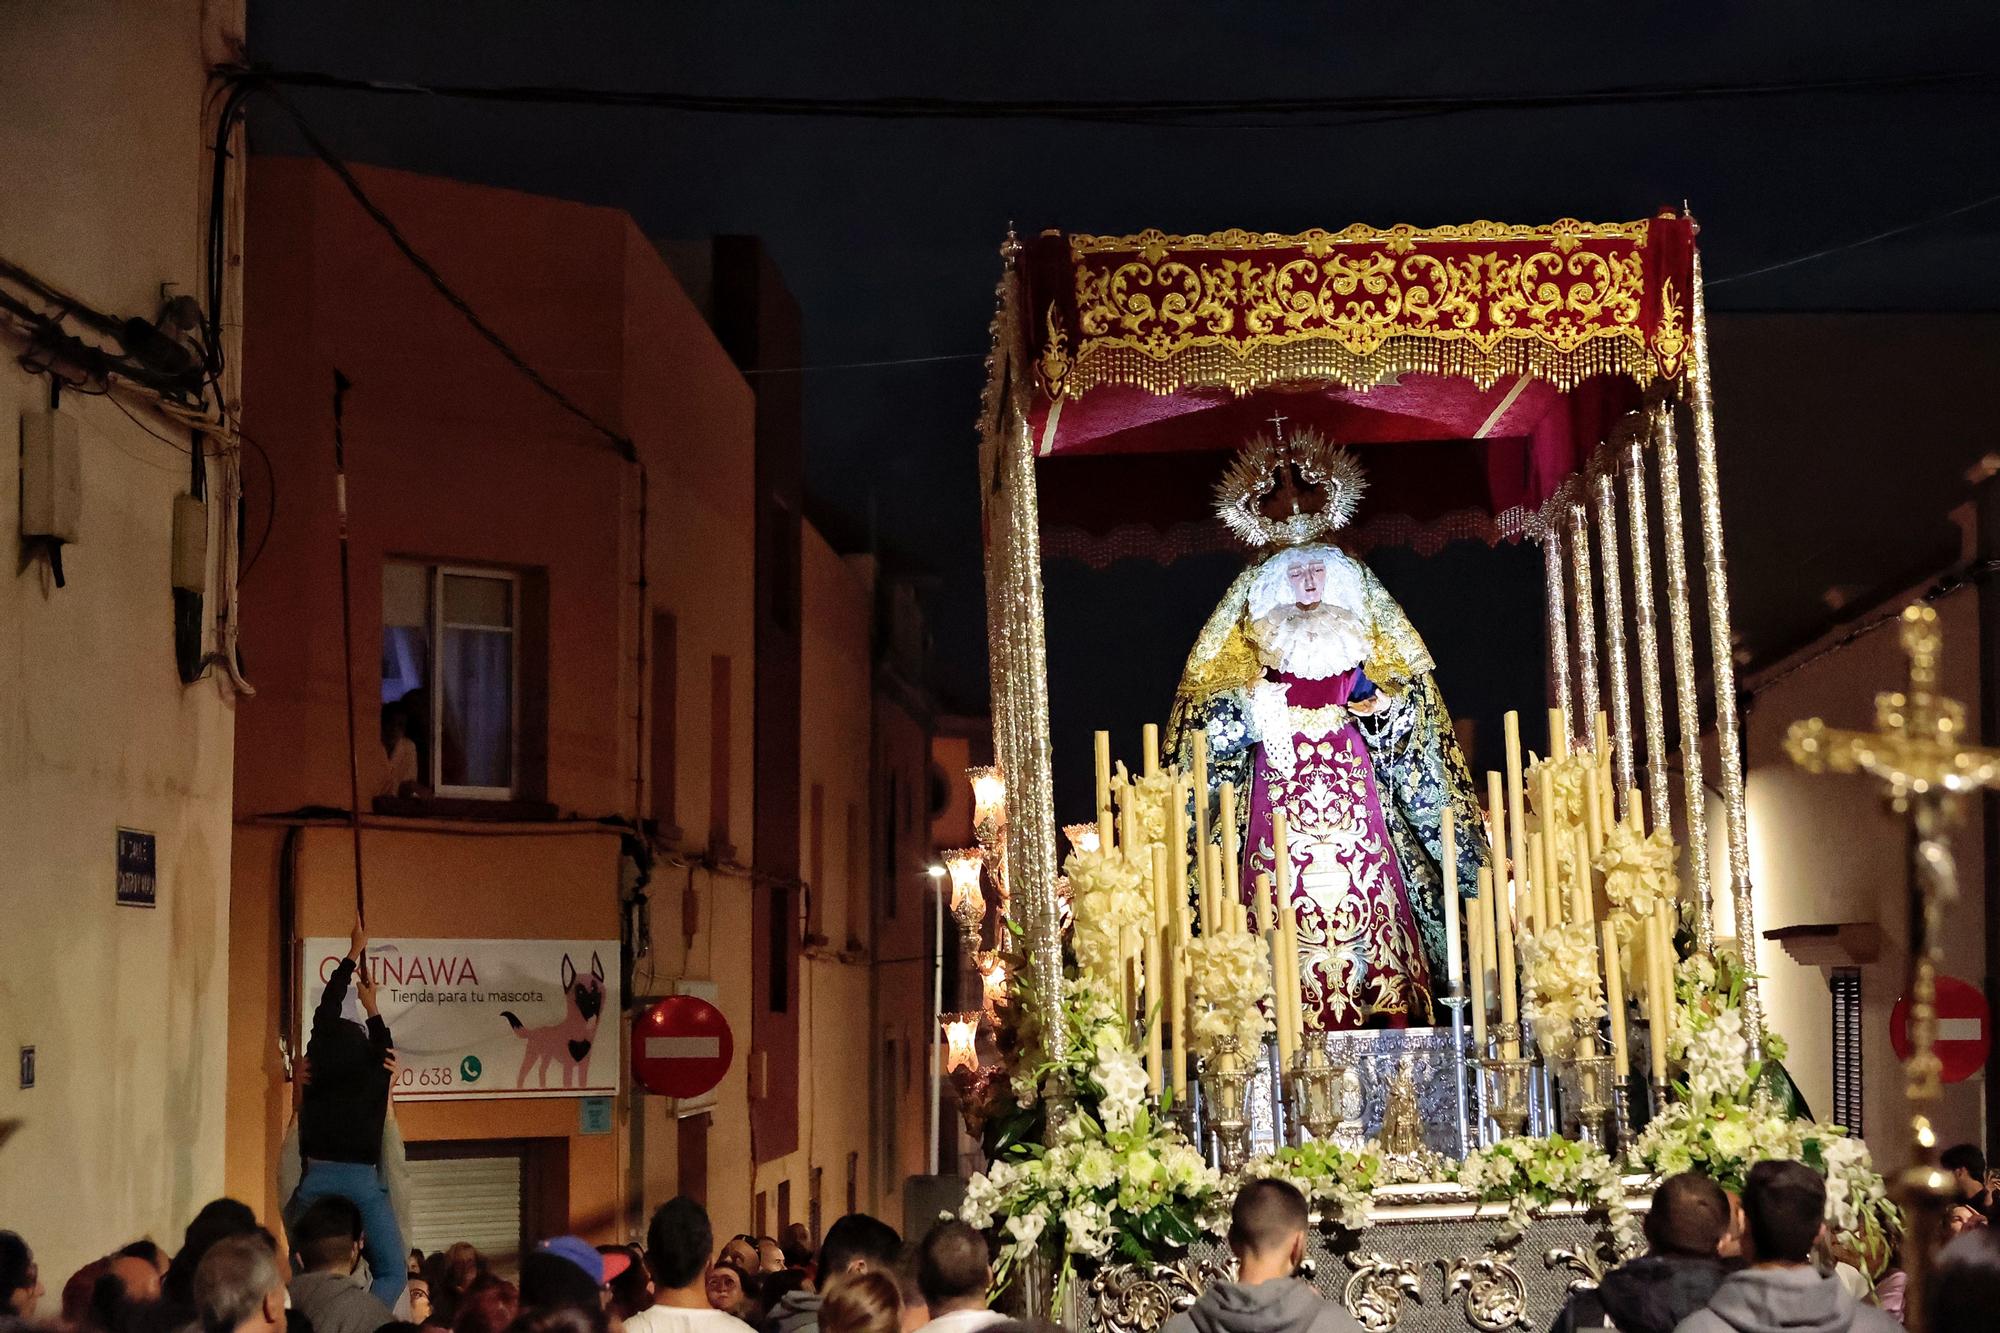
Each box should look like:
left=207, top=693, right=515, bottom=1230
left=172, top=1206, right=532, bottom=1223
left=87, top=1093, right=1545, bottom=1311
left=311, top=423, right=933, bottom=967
left=1653, top=277, right=1689, bottom=379
left=1056, top=219, right=1663, bottom=397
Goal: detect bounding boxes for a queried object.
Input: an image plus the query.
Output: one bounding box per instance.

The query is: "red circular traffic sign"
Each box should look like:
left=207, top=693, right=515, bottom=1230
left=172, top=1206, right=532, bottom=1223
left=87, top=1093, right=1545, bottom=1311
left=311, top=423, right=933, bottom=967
left=631, top=996, right=734, bottom=1098
left=1891, top=975, right=1990, bottom=1084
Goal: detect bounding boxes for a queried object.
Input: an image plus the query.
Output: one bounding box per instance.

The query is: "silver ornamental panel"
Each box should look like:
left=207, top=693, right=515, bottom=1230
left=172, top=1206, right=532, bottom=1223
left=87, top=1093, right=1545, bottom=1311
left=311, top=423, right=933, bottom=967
left=1072, top=1189, right=1648, bottom=1333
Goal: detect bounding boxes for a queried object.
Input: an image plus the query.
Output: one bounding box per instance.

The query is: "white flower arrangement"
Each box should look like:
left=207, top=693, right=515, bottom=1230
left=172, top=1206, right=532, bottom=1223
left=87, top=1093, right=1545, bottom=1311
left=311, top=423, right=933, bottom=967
left=1063, top=847, right=1152, bottom=987
left=959, top=1071, right=1221, bottom=1309
left=1593, top=817, right=1678, bottom=946
left=1182, top=927, right=1274, bottom=1064
left=1630, top=951, right=1897, bottom=1251
left=1459, top=1134, right=1637, bottom=1250
left=1235, top=1139, right=1381, bottom=1233
left=1516, top=920, right=1606, bottom=1057
left=1525, top=750, right=1599, bottom=875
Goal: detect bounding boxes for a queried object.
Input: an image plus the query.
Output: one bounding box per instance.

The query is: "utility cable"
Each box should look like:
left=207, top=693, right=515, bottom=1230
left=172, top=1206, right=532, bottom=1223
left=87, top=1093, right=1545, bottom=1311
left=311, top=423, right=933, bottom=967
left=251, top=79, right=637, bottom=463
left=242, top=64, right=1994, bottom=124
left=1709, top=188, right=2000, bottom=287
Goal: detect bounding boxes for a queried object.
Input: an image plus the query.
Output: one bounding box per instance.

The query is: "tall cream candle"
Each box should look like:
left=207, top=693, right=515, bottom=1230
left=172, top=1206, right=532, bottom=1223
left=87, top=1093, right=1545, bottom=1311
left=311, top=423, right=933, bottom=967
left=1218, top=781, right=1239, bottom=934
left=1647, top=908, right=1670, bottom=1087
left=1538, top=767, right=1562, bottom=923
left=1142, top=723, right=1160, bottom=777
left=1443, top=809, right=1462, bottom=994
left=1254, top=868, right=1276, bottom=937
left=1572, top=824, right=1597, bottom=927
left=1603, top=916, right=1629, bottom=1078
left=1486, top=866, right=1518, bottom=1057
left=1278, top=899, right=1304, bottom=1057
left=1468, top=882, right=1488, bottom=1047
left=1168, top=775, right=1189, bottom=929
left=1503, top=710, right=1529, bottom=937
left=1146, top=845, right=1168, bottom=1095
left=1549, top=706, right=1569, bottom=758
left=1094, top=729, right=1112, bottom=823
left=1168, top=895, right=1189, bottom=1103
left=1192, top=733, right=1210, bottom=901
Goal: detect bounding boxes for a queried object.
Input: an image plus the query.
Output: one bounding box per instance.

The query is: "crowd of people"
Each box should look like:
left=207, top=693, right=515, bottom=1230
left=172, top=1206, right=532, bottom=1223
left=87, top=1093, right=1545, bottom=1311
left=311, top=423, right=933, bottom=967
left=0, top=1194, right=1007, bottom=1333
left=6, top=1160, right=2000, bottom=1333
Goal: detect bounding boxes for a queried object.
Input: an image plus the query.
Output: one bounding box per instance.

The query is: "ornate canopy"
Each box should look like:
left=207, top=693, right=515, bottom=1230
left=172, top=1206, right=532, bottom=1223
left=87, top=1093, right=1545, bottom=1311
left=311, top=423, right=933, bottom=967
left=1002, top=213, right=1697, bottom=562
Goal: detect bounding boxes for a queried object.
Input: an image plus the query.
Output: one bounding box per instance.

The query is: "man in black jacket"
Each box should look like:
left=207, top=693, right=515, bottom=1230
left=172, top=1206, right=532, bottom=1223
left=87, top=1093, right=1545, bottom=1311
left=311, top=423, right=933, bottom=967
left=292, top=923, right=405, bottom=1308
left=1550, top=1173, right=1730, bottom=1333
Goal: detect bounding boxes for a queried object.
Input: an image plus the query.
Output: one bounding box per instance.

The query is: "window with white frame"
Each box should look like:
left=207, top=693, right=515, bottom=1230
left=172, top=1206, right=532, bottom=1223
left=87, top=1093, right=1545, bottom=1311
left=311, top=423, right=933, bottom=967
left=382, top=561, right=519, bottom=799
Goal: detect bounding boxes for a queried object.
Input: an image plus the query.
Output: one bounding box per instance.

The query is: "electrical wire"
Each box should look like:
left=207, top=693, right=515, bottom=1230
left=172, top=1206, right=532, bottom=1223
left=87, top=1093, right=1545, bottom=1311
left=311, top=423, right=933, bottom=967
left=243, top=64, right=1995, bottom=124
left=741, top=351, right=985, bottom=376
left=1709, top=188, right=2000, bottom=287
left=249, top=79, right=637, bottom=463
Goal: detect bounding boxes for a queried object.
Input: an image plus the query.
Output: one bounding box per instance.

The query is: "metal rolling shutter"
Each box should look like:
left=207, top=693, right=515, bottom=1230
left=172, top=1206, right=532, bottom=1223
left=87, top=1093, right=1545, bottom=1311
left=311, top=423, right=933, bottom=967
left=406, top=1152, right=523, bottom=1268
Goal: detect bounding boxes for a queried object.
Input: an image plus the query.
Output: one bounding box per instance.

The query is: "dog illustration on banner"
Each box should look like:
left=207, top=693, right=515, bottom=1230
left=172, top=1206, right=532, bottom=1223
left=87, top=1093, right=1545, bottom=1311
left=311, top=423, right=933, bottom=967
left=501, top=952, right=607, bottom=1088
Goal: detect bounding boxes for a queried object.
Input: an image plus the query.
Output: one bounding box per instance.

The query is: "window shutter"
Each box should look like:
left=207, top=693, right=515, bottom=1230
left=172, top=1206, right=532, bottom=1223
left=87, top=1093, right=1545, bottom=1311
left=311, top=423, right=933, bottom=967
left=406, top=1153, right=523, bottom=1269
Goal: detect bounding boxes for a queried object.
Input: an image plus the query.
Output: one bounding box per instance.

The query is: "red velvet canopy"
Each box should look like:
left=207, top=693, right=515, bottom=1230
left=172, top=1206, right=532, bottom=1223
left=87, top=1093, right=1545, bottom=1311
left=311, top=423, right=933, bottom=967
left=1009, top=214, right=1696, bottom=563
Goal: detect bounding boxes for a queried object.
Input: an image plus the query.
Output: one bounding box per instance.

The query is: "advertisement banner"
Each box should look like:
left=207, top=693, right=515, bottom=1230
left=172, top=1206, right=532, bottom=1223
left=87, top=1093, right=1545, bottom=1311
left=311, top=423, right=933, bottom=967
left=301, top=938, right=621, bottom=1100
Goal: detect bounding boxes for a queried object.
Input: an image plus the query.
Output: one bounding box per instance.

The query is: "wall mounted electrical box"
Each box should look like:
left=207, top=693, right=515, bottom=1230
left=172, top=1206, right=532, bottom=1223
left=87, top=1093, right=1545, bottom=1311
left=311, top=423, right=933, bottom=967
left=20, top=409, right=81, bottom=542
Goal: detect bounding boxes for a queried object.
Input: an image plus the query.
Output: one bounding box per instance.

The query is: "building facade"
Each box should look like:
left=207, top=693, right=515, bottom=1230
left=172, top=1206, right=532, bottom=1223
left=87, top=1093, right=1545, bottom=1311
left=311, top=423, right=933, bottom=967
left=0, top=1, right=247, bottom=1283
left=227, top=158, right=936, bottom=1256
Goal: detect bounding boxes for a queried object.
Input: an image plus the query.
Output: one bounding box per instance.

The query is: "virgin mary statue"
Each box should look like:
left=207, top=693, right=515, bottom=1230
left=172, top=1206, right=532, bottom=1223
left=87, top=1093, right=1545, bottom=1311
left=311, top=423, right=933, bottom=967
left=1168, top=426, right=1487, bottom=1029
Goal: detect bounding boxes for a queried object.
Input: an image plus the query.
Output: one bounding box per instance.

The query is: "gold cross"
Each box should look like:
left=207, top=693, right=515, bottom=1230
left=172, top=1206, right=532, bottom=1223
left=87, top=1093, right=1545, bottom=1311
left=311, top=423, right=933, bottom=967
left=1785, top=603, right=2000, bottom=808
left=1785, top=603, right=2000, bottom=1308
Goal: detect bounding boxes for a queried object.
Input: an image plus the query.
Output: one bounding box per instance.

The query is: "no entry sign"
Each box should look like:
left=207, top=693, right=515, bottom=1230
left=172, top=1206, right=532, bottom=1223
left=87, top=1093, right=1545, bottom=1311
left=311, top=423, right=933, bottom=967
left=631, top=995, right=733, bottom=1098
left=1891, top=975, right=1991, bottom=1085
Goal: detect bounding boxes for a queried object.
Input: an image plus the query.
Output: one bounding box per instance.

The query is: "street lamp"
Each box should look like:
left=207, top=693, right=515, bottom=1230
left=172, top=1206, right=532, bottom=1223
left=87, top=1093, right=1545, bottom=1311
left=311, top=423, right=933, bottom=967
left=943, top=847, right=987, bottom=950
left=941, top=1012, right=982, bottom=1074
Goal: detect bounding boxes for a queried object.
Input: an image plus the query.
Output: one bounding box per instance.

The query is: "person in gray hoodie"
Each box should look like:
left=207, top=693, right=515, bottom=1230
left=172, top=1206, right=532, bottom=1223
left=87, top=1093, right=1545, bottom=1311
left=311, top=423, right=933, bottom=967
left=769, top=1214, right=902, bottom=1333
left=1673, top=1161, right=1899, bottom=1333
left=1163, top=1179, right=1361, bottom=1333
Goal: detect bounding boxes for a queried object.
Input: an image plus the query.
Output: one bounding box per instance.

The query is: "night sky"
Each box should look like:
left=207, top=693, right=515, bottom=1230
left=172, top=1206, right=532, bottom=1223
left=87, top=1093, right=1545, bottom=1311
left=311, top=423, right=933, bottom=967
left=246, top=4, right=2000, bottom=813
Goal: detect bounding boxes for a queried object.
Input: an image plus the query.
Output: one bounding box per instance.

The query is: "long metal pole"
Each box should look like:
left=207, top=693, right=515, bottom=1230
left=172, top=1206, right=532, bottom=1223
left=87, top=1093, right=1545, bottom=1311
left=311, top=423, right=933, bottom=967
left=1593, top=462, right=1635, bottom=815
left=331, top=370, right=366, bottom=923
left=930, top=876, right=943, bottom=1176
left=1626, top=430, right=1672, bottom=834
left=1653, top=402, right=1715, bottom=954
left=1687, top=254, right=1759, bottom=1047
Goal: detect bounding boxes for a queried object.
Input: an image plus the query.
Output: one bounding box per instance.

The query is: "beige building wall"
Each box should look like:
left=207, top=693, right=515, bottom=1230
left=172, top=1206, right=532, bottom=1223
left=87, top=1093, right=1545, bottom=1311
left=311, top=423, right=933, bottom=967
left=1739, top=585, right=1986, bottom=1170
left=0, top=0, right=245, bottom=1282
left=751, top=529, right=880, bottom=1234
left=619, top=236, right=764, bottom=1244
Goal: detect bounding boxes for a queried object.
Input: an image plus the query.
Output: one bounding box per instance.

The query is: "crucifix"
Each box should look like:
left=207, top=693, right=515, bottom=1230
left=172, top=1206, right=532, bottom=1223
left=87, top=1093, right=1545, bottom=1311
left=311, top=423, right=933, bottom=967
left=1785, top=603, right=2000, bottom=1333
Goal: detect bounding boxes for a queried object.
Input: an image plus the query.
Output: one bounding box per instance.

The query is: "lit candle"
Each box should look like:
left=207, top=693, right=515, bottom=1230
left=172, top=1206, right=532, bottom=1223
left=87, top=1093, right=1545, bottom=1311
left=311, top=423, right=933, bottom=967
left=1443, top=810, right=1462, bottom=995
left=1142, top=723, right=1160, bottom=778
left=1486, top=866, right=1518, bottom=1057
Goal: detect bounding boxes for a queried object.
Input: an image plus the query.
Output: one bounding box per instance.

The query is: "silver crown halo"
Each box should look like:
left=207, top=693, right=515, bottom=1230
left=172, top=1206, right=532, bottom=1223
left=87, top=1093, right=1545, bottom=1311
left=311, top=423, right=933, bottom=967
left=1213, top=425, right=1368, bottom=549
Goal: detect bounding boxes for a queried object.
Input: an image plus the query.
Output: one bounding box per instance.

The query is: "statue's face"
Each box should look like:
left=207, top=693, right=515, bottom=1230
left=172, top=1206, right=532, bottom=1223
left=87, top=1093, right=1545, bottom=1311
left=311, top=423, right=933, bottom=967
left=1286, top=558, right=1327, bottom=608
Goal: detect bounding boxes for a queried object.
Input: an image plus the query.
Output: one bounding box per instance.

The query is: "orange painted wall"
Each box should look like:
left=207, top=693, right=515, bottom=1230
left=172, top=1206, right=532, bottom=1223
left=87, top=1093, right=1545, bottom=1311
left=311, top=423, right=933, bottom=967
left=227, top=824, right=623, bottom=1234
left=231, top=157, right=762, bottom=1243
